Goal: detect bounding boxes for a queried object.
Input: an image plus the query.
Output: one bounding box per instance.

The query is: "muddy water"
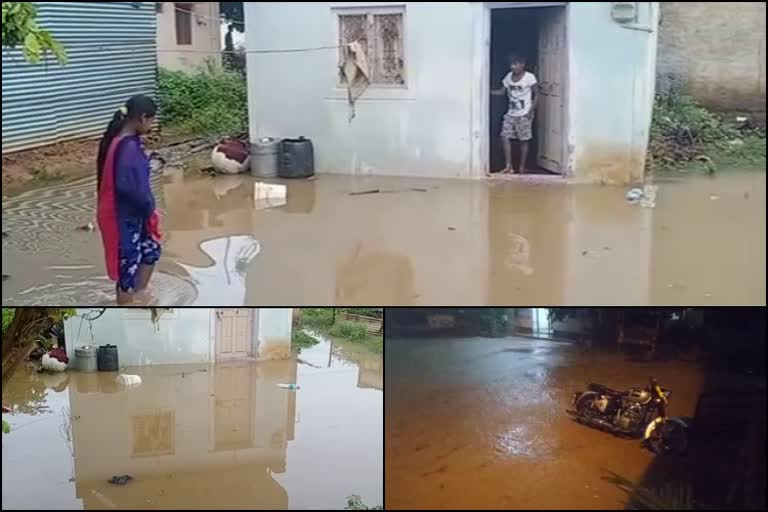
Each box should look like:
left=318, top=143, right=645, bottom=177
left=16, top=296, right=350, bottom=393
left=2, top=170, right=765, bottom=305
left=385, top=337, right=704, bottom=510
left=1, top=342, right=382, bottom=510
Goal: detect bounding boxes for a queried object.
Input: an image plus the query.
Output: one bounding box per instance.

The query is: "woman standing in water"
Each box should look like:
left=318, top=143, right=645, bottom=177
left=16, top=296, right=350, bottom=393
left=96, top=95, right=162, bottom=304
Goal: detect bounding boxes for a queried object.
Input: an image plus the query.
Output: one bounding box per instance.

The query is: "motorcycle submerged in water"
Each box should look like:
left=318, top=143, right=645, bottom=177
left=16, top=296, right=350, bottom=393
left=568, top=376, right=688, bottom=454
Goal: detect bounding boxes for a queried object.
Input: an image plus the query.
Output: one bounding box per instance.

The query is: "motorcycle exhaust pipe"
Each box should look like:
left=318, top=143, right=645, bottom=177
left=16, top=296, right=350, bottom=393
left=577, top=414, right=616, bottom=431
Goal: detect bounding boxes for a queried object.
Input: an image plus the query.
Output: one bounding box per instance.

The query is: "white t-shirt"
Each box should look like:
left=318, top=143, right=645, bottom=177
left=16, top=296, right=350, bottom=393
left=502, top=71, right=537, bottom=117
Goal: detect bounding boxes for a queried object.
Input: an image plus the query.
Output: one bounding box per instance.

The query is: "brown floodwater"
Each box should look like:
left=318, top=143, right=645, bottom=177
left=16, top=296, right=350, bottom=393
left=2, top=169, right=765, bottom=305
left=385, top=336, right=705, bottom=510
left=1, top=339, right=382, bottom=510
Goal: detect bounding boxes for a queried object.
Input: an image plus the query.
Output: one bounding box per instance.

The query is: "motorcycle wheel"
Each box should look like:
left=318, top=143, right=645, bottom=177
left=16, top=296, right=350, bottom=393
left=647, top=420, right=688, bottom=455
left=575, top=391, right=599, bottom=419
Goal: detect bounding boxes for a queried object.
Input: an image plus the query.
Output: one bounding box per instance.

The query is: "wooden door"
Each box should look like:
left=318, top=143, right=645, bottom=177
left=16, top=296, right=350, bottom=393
left=537, top=7, right=566, bottom=173
left=215, top=308, right=254, bottom=360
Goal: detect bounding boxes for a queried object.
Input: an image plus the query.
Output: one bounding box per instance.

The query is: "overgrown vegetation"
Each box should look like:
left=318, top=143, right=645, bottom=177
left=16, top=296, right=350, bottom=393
left=2, top=2, right=67, bottom=64
left=298, top=309, right=383, bottom=353
left=648, top=91, right=765, bottom=173
left=157, top=68, right=248, bottom=137
left=2, top=308, right=15, bottom=334
left=2, top=420, right=10, bottom=435
left=329, top=321, right=369, bottom=341
left=301, top=308, right=336, bottom=327
left=2, top=308, right=75, bottom=359
left=292, top=329, right=321, bottom=352
left=345, top=495, right=383, bottom=510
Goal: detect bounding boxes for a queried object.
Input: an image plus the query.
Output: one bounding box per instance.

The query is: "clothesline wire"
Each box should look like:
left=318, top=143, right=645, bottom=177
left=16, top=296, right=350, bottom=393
left=161, top=4, right=360, bottom=53
left=172, top=4, right=246, bottom=27
left=3, top=40, right=359, bottom=57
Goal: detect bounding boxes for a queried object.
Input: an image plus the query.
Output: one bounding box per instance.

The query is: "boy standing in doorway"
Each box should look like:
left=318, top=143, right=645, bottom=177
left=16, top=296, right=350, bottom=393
left=491, top=55, right=538, bottom=174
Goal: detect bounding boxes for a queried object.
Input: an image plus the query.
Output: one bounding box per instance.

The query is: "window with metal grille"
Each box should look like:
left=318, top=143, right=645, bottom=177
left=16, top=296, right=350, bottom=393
left=175, top=3, right=193, bottom=46
left=339, top=10, right=405, bottom=86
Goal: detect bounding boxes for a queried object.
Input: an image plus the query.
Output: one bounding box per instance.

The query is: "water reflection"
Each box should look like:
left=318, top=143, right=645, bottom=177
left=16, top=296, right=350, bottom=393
left=2, top=345, right=382, bottom=510
left=4, top=171, right=763, bottom=305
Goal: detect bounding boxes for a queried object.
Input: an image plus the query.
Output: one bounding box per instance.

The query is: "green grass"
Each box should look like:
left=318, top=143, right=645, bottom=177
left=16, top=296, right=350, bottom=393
left=2, top=420, right=10, bottom=434
left=301, top=308, right=335, bottom=327
left=299, top=309, right=383, bottom=354
left=329, top=321, right=369, bottom=341
left=714, top=135, right=766, bottom=168
left=649, top=93, right=766, bottom=174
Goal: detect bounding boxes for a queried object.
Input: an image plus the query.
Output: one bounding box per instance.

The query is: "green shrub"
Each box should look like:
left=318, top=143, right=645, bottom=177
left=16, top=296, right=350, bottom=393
left=2, top=420, right=9, bottom=434
left=330, top=321, right=368, bottom=341
left=301, top=308, right=335, bottom=327
left=345, top=495, right=383, bottom=510
left=292, top=329, right=320, bottom=352
left=157, top=67, right=248, bottom=137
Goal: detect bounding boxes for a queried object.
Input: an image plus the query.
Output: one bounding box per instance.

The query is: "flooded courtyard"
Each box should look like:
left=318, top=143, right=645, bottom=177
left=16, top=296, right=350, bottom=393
left=2, top=170, right=765, bottom=306
left=385, top=336, right=710, bottom=510
left=1, top=337, right=382, bottom=510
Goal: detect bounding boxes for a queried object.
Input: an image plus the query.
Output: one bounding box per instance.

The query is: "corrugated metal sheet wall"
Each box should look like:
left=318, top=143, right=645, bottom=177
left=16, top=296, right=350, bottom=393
left=2, top=2, right=157, bottom=154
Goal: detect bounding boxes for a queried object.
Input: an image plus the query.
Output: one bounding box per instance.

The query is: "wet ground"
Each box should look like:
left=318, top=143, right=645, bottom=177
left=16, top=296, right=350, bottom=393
left=2, top=169, right=765, bottom=305
left=1, top=338, right=382, bottom=510
left=385, top=336, right=705, bottom=510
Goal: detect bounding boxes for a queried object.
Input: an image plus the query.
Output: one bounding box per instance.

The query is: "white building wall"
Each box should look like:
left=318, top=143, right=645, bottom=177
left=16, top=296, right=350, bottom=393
left=256, top=308, right=294, bottom=360
left=64, top=308, right=294, bottom=366
left=65, top=308, right=212, bottom=367
left=246, top=2, right=476, bottom=179
left=157, top=2, right=221, bottom=71
left=246, top=2, right=659, bottom=185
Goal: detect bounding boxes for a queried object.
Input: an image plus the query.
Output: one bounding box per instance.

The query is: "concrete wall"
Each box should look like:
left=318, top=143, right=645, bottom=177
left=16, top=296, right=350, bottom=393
left=65, top=308, right=212, bottom=367
left=563, top=2, right=659, bottom=184
left=257, top=308, right=294, bottom=360
left=246, top=2, right=658, bottom=185
left=247, top=1, right=476, bottom=180
left=157, top=2, right=221, bottom=71
left=64, top=308, right=294, bottom=366
left=657, top=2, right=766, bottom=116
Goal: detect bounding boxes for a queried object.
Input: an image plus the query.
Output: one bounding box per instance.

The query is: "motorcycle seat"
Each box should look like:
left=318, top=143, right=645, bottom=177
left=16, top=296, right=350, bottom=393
left=587, top=383, right=625, bottom=396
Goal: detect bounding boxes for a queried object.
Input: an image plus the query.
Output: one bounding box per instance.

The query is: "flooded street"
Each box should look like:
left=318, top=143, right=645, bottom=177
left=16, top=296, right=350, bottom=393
left=2, top=170, right=765, bottom=306
left=1, top=339, right=382, bottom=510
left=385, top=336, right=705, bottom=510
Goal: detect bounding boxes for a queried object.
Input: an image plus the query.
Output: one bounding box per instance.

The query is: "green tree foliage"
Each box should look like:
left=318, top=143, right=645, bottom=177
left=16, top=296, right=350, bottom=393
left=2, top=308, right=15, bottom=334
left=1, top=2, right=67, bottom=64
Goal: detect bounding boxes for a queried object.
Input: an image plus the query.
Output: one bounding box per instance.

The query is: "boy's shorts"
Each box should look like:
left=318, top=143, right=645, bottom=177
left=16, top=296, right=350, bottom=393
left=501, top=112, right=533, bottom=141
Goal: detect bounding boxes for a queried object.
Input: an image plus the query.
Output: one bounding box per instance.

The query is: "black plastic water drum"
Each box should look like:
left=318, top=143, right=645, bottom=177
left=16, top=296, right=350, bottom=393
left=279, top=137, right=315, bottom=178
left=97, top=344, right=119, bottom=371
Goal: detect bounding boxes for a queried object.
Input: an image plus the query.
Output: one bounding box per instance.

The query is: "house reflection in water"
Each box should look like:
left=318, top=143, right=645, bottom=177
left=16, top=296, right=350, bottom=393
left=68, top=360, right=298, bottom=510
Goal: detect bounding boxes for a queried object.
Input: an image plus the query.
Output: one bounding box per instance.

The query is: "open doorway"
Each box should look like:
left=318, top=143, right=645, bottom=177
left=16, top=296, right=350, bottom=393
left=488, top=4, right=567, bottom=175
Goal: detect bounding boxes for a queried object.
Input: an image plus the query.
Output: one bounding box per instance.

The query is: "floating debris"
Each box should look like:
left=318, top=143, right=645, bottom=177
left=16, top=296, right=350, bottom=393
left=108, top=475, right=134, bottom=486
left=76, top=222, right=95, bottom=232
left=349, top=189, right=380, bottom=196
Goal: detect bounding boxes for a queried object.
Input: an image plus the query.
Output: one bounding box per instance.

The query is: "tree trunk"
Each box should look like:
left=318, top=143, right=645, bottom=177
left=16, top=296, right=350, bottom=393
left=2, top=308, right=48, bottom=359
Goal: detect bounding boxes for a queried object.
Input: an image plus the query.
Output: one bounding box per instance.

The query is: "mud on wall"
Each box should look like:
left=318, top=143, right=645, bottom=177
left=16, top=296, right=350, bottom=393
left=256, top=308, right=293, bottom=360
left=657, top=2, right=766, bottom=116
